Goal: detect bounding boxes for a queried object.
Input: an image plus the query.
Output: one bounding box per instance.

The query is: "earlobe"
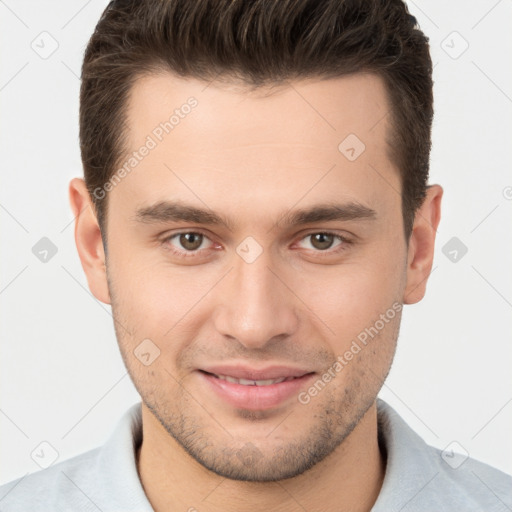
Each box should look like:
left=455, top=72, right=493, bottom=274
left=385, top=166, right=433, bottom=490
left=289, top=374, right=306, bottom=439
left=68, top=177, right=111, bottom=305
left=403, top=184, right=443, bottom=305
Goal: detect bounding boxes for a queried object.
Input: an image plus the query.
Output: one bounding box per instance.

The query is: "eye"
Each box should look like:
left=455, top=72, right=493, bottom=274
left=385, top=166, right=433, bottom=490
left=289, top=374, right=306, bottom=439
left=160, top=230, right=351, bottom=260
left=297, top=232, right=349, bottom=252
left=163, top=232, right=214, bottom=255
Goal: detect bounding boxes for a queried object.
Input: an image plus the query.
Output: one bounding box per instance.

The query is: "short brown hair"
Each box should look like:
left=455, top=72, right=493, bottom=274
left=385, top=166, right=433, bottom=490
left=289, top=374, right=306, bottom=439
left=80, top=0, right=433, bottom=244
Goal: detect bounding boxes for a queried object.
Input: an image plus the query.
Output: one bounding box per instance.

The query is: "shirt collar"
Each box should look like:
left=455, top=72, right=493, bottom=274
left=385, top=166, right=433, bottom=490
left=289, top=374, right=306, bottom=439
left=96, top=401, right=153, bottom=511
left=371, top=398, right=443, bottom=511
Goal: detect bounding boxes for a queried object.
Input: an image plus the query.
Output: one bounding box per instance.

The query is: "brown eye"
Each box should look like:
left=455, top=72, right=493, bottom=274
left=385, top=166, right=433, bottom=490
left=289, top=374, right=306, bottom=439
left=309, top=233, right=335, bottom=250
left=162, top=231, right=217, bottom=259
left=179, top=233, right=204, bottom=251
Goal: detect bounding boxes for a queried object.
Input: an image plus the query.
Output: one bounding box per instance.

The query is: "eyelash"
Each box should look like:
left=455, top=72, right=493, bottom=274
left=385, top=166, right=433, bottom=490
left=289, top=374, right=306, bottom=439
left=160, top=230, right=353, bottom=258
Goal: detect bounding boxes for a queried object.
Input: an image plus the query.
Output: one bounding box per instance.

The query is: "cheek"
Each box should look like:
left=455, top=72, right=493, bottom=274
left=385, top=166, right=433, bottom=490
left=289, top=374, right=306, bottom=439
left=107, top=251, right=218, bottom=348
left=107, top=264, right=205, bottom=387
left=296, top=240, right=406, bottom=344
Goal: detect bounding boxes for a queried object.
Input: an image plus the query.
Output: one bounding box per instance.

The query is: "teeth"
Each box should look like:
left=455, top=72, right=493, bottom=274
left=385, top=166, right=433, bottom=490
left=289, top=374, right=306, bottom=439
left=214, top=374, right=290, bottom=386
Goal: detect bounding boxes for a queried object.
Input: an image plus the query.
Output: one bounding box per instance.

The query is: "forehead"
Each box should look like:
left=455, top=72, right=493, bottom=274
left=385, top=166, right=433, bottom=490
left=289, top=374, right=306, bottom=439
left=125, top=71, right=391, bottom=147
left=109, top=71, right=398, bottom=224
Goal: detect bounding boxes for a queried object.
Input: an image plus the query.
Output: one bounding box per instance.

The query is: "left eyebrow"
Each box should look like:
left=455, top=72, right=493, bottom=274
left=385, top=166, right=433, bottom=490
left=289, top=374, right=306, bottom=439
left=276, top=202, right=377, bottom=228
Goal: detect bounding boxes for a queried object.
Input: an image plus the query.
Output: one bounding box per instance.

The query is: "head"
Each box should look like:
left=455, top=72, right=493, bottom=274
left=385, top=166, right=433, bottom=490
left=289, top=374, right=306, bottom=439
left=70, top=0, right=442, bottom=482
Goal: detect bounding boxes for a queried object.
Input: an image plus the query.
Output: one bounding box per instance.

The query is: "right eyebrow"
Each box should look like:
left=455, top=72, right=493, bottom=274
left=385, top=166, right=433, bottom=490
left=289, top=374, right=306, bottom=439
left=131, top=201, right=235, bottom=231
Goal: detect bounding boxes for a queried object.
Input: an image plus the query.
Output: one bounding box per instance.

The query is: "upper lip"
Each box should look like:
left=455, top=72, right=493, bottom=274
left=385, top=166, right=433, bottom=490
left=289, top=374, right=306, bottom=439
left=199, top=364, right=314, bottom=380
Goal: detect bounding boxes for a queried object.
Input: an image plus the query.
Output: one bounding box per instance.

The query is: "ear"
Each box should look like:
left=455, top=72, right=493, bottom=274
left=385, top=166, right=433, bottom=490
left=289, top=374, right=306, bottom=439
left=403, top=184, right=443, bottom=304
left=68, top=177, right=111, bottom=304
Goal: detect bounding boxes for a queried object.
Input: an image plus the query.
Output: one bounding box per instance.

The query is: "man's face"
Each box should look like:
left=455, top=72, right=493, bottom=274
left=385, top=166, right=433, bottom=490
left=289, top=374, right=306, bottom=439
left=105, top=72, right=407, bottom=481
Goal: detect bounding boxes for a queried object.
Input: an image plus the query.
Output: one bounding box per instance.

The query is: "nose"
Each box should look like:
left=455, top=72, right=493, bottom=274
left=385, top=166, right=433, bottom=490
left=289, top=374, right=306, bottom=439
left=212, top=249, right=299, bottom=350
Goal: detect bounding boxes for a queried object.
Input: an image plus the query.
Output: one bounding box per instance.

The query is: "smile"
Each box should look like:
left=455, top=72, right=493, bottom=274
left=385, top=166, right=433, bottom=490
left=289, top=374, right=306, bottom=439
left=210, top=373, right=300, bottom=386
left=197, top=368, right=316, bottom=410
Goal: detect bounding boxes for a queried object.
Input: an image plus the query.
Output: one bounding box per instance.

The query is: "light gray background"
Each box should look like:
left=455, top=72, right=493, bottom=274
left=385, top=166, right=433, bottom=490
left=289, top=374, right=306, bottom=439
left=1, top=0, right=511, bottom=485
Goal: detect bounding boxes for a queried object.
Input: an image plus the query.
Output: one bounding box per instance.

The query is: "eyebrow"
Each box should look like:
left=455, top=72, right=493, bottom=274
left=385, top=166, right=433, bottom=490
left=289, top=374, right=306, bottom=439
left=132, top=200, right=377, bottom=230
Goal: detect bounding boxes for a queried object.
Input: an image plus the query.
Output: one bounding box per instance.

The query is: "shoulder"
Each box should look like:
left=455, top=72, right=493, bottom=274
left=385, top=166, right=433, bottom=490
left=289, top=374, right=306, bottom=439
left=0, top=447, right=102, bottom=511
left=374, top=399, right=512, bottom=511
left=0, top=402, right=151, bottom=512
left=429, top=444, right=512, bottom=509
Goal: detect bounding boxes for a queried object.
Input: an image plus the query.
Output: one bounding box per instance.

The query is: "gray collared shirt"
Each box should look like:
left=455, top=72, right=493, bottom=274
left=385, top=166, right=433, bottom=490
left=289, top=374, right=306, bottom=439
left=1, top=399, right=510, bottom=511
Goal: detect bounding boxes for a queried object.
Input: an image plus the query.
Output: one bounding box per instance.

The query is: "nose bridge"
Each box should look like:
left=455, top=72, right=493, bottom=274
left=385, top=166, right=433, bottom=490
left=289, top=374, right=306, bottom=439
left=213, top=246, right=299, bottom=348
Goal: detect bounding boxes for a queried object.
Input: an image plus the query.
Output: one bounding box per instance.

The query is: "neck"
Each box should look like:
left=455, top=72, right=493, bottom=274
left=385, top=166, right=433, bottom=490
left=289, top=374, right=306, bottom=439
left=136, top=401, right=385, bottom=512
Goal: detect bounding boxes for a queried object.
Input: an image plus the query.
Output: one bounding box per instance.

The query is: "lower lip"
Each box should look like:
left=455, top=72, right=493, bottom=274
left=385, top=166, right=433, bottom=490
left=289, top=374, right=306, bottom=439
left=198, top=371, right=315, bottom=411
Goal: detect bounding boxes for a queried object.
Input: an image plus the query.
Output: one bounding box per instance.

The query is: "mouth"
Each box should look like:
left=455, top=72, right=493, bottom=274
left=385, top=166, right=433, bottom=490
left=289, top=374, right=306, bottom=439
left=202, top=371, right=301, bottom=386
left=197, top=367, right=316, bottom=411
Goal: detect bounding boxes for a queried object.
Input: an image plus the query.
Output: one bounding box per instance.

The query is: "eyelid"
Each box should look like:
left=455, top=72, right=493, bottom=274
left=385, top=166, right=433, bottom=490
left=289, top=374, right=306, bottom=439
left=298, top=228, right=353, bottom=240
